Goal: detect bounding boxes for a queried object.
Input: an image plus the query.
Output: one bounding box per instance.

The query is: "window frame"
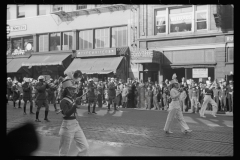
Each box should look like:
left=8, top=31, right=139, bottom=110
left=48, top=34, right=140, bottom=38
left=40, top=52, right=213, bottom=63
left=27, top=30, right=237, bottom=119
left=111, top=26, right=128, bottom=48
left=62, top=31, right=73, bottom=51
left=76, top=5, right=87, bottom=10
left=227, top=47, right=234, bottom=63
left=38, top=34, right=49, bottom=52
left=94, top=28, right=110, bottom=49
left=49, top=32, right=61, bottom=51
left=37, top=5, right=47, bottom=16
left=17, top=5, right=25, bottom=18
left=195, top=5, right=209, bottom=31
left=154, top=9, right=167, bottom=35
left=78, top=29, right=93, bottom=50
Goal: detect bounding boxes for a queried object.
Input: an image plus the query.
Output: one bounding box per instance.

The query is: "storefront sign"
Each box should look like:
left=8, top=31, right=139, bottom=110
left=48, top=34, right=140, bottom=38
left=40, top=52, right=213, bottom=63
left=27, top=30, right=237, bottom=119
left=10, top=25, right=27, bottom=32
left=131, top=50, right=161, bottom=64
left=192, top=68, right=208, bottom=78
left=226, top=35, right=233, bottom=42
left=77, top=48, right=117, bottom=57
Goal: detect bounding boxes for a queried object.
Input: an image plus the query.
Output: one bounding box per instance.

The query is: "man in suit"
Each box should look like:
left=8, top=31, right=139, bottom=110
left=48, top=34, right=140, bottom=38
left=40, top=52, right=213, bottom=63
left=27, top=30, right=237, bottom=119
left=107, top=78, right=118, bottom=111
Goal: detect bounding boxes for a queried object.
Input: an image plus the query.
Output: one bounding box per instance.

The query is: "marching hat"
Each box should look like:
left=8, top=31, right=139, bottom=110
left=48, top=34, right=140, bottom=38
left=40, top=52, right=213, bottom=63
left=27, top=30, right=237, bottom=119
left=38, top=76, right=45, bottom=80
left=62, top=79, right=76, bottom=89
left=88, top=79, right=93, bottom=82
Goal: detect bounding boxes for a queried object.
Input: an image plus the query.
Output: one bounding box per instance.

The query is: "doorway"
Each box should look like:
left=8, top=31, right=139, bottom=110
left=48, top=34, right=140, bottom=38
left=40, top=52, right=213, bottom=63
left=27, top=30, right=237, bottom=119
left=140, top=71, right=158, bottom=83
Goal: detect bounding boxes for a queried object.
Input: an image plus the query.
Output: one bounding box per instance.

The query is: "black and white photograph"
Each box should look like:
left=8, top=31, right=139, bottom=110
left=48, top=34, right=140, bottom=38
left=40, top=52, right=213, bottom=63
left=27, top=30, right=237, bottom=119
left=6, top=4, right=233, bottom=156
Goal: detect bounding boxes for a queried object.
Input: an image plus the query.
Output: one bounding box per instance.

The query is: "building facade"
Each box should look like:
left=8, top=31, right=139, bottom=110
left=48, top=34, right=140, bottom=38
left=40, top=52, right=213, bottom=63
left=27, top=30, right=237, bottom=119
left=7, top=4, right=138, bottom=82
left=132, top=5, right=234, bottom=83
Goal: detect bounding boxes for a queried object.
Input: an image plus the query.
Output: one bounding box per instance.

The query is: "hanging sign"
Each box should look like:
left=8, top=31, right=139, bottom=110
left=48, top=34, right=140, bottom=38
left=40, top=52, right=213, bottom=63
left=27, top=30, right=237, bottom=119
left=192, top=68, right=208, bottom=78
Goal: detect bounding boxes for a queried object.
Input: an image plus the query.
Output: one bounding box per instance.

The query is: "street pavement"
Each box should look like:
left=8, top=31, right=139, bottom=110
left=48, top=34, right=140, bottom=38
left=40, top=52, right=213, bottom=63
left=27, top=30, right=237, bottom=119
left=6, top=102, right=233, bottom=156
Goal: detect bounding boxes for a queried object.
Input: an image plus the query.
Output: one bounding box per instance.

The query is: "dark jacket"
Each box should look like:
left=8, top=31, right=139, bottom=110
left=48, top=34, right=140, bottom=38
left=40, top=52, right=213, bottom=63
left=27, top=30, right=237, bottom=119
left=107, top=82, right=116, bottom=99
left=22, top=82, right=32, bottom=99
left=35, top=82, right=49, bottom=100
left=60, top=96, right=77, bottom=120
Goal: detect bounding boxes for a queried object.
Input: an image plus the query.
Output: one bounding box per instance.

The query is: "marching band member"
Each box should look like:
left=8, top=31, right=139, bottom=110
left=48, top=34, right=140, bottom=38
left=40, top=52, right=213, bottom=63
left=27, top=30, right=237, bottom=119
left=35, top=76, right=50, bottom=122
left=87, top=79, right=97, bottom=114
left=163, top=77, right=192, bottom=134
left=107, top=78, right=118, bottom=111
left=22, top=78, right=34, bottom=115
left=11, top=80, right=21, bottom=109
left=59, top=78, right=89, bottom=156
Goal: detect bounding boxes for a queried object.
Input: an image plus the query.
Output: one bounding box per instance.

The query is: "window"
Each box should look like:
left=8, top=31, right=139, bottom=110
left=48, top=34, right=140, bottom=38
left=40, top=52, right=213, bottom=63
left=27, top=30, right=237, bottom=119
left=50, top=33, right=61, bottom=51
left=23, top=36, right=34, bottom=51
left=195, top=5, right=208, bottom=30
left=79, top=30, right=93, bottom=50
left=77, top=5, right=87, bottom=10
left=95, top=28, right=109, bottom=48
left=7, top=7, right=10, bottom=20
left=169, top=7, right=192, bottom=33
left=155, top=10, right=166, bottom=34
left=12, top=38, right=22, bottom=50
left=62, top=32, right=73, bottom=50
left=38, top=5, right=47, bottom=15
left=227, top=48, right=234, bottom=62
left=17, top=5, right=25, bottom=18
left=38, top=34, right=49, bottom=52
left=112, top=26, right=127, bottom=47
left=53, top=5, right=63, bottom=12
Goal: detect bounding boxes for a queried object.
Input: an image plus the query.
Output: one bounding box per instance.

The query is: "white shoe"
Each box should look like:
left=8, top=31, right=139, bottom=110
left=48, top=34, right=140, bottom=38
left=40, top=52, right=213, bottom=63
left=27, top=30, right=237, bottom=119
left=212, top=115, right=217, bottom=117
left=164, top=130, right=173, bottom=134
left=200, top=115, right=206, bottom=118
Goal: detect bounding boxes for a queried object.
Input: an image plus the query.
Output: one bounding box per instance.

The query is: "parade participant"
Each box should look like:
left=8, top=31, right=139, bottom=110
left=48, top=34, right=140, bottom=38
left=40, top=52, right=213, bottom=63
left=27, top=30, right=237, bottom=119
left=163, top=78, right=192, bottom=134
left=179, top=84, right=187, bottom=113
left=31, top=80, right=37, bottom=108
left=206, top=77, right=212, bottom=86
left=59, top=78, right=89, bottom=156
left=87, top=79, right=97, bottom=114
left=219, top=84, right=227, bottom=112
left=213, top=83, right=221, bottom=111
left=57, top=76, right=64, bottom=104
left=96, top=81, right=103, bottom=108
left=227, top=82, right=233, bottom=112
left=162, top=82, right=169, bottom=110
left=189, top=85, right=199, bottom=114
left=199, top=83, right=218, bottom=118
left=146, top=77, right=153, bottom=88
left=107, top=78, right=118, bottom=111
left=35, top=76, right=50, bottom=122
left=12, top=80, right=21, bottom=109
left=7, top=77, right=13, bottom=103
left=165, top=79, right=170, bottom=87
left=49, top=78, right=60, bottom=112
left=152, top=85, right=160, bottom=110
left=145, top=85, right=153, bottom=110
left=22, top=78, right=34, bottom=115
left=121, top=83, right=129, bottom=108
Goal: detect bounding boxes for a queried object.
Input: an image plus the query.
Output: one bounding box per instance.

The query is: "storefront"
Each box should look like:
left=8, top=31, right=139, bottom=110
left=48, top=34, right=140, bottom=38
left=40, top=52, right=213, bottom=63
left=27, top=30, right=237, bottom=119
left=64, top=47, right=129, bottom=82
left=130, top=49, right=162, bottom=83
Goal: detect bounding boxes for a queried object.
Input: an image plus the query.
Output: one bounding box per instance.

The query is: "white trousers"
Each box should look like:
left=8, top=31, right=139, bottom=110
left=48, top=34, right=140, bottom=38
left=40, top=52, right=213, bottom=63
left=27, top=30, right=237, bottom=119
left=164, top=101, right=190, bottom=132
left=59, top=119, right=89, bottom=156
left=199, top=95, right=218, bottom=117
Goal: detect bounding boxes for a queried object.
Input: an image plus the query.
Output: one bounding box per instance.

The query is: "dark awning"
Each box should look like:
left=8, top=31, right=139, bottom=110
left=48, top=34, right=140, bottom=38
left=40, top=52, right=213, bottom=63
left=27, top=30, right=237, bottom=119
left=7, top=58, right=29, bottom=73
left=64, top=56, right=123, bottom=74
left=21, top=54, right=71, bottom=67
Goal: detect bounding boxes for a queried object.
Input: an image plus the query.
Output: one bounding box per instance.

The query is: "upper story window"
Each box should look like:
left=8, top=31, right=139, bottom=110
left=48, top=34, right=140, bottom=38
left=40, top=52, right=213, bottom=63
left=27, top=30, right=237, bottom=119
left=227, top=47, right=234, bottom=62
left=38, top=5, right=47, bottom=15
left=62, top=32, right=73, bottom=50
left=38, top=34, right=49, bottom=52
left=53, top=5, right=63, bottom=12
left=77, top=5, right=87, bottom=10
left=23, top=36, right=34, bottom=51
left=112, top=26, right=127, bottom=47
left=7, top=7, right=10, bottom=20
left=95, top=28, right=109, bottom=48
left=17, top=5, right=25, bottom=18
left=155, top=9, right=166, bottom=34
left=79, top=30, right=93, bottom=50
left=50, top=32, right=61, bottom=51
left=196, top=5, right=208, bottom=30
left=169, top=6, right=192, bottom=33
left=12, top=38, right=22, bottom=51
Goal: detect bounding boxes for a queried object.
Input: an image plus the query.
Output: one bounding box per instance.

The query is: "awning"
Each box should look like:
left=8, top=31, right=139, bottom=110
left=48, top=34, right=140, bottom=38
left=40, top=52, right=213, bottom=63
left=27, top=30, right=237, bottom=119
left=64, top=56, right=123, bottom=74
left=21, top=54, right=71, bottom=67
left=7, top=58, right=29, bottom=73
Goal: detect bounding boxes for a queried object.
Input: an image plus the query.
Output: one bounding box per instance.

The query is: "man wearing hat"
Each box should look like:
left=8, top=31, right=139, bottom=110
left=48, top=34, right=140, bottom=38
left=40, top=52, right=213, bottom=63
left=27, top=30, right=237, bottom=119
left=11, top=80, right=21, bottom=109
left=163, top=77, right=192, bottom=134
left=22, top=78, right=34, bottom=115
left=7, top=77, right=13, bottom=103
left=199, top=83, right=218, bottom=118
left=107, top=78, right=118, bottom=111
left=87, top=79, right=97, bottom=114
left=35, top=76, right=51, bottom=122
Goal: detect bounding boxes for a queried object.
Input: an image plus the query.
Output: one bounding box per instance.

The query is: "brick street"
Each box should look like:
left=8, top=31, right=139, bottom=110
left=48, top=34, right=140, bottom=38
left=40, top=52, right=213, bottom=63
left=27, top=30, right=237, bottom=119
left=6, top=102, right=233, bottom=156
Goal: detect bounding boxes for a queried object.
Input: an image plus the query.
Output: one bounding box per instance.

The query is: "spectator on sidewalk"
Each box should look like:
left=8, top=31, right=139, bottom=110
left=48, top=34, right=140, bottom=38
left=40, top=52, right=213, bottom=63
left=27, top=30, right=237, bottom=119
left=189, top=85, right=199, bottom=114
left=213, top=83, right=221, bottom=111
left=138, top=80, right=145, bottom=109
left=107, top=78, right=118, bottom=111
left=219, top=83, right=227, bottom=112
left=145, top=85, right=153, bottom=110
left=87, top=79, right=97, bottom=114
left=12, top=80, right=21, bottom=109
left=179, top=84, right=187, bottom=113
left=121, top=83, right=129, bottom=108
left=152, top=85, right=160, bottom=110
left=227, top=82, right=233, bottom=113
left=162, top=82, right=169, bottom=110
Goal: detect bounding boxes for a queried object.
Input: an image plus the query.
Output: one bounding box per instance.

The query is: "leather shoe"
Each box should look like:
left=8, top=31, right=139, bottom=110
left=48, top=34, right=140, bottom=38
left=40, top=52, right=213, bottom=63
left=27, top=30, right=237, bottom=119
left=165, top=131, right=173, bottom=134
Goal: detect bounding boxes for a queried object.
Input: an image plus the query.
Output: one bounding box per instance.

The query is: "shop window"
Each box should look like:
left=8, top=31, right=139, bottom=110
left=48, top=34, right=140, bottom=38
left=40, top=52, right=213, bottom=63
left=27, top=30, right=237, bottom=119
left=227, top=47, right=234, bottom=62
left=155, top=10, right=166, bottom=34
left=95, top=28, right=109, bottom=48
left=112, top=26, right=127, bottom=47
left=170, top=7, right=192, bottom=33
left=77, top=5, right=87, bottom=10
left=12, top=38, right=22, bottom=51
left=38, top=34, right=49, bottom=52
left=79, top=30, right=93, bottom=50
left=38, top=5, right=47, bottom=15
left=62, top=32, right=73, bottom=50
left=196, top=5, right=208, bottom=30
left=23, top=36, right=34, bottom=51
left=50, top=33, right=61, bottom=51
left=17, top=5, right=25, bottom=18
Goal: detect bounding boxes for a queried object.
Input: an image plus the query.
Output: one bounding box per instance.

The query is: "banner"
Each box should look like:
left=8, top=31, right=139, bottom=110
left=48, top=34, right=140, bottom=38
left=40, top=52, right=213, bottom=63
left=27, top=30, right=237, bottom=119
left=192, top=68, right=208, bottom=78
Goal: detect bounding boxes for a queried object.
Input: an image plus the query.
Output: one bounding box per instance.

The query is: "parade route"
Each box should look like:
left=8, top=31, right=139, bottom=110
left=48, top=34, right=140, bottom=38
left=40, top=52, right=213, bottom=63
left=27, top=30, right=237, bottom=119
left=7, top=103, right=233, bottom=156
